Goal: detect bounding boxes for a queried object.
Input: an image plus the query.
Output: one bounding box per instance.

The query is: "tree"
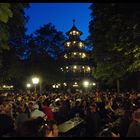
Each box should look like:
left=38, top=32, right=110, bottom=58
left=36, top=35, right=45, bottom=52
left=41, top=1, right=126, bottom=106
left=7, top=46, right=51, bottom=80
left=88, top=3, right=140, bottom=91
left=0, top=3, right=13, bottom=52
left=0, top=3, right=30, bottom=89
left=23, top=23, right=66, bottom=86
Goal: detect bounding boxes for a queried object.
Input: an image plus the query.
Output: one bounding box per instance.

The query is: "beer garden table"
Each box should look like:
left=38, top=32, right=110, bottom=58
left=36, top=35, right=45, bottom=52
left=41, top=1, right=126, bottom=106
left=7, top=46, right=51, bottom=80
left=58, top=117, right=84, bottom=133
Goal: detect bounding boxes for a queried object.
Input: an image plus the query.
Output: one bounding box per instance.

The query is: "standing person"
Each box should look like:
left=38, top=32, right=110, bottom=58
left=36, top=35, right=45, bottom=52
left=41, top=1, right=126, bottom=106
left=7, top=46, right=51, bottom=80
left=15, top=104, right=29, bottom=129
left=86, top=103, right=101, bottom=137
left=127, top=109, right=140, bottom=137
left=42, top=99, right=54, bottom=121
left=30, top=104, right=46, bottom=119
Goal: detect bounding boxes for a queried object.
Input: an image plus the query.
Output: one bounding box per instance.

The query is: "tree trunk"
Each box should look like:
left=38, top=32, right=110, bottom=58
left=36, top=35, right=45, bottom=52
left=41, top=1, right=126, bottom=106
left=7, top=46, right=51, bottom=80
left=117, top=79, right=120, bottom=93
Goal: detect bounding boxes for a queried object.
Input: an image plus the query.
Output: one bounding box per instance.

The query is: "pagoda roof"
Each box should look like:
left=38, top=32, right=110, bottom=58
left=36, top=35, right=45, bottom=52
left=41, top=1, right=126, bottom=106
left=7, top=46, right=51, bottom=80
left=66, top=19, right=83, bottom=36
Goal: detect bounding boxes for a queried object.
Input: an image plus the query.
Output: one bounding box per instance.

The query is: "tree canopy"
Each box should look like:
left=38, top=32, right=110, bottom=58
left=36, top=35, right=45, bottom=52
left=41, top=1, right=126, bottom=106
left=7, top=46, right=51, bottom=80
left=88, top=3, right=140, bottom=90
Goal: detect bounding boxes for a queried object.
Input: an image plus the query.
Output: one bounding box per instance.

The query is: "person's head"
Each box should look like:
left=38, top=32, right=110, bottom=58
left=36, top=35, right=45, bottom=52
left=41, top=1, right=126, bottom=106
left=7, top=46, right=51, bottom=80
left=90, top=103, right=97, bottom=112
left=32, top=104, right=39, bottom=111
left=28, top=102, right=34, bottom=111
left=43, top=99, right=51, bottom=107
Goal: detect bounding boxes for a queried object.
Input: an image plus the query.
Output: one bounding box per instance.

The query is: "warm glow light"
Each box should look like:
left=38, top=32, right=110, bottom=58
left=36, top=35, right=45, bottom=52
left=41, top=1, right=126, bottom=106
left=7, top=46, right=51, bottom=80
left=32, top=77, right=39, bottom=85
left=73, top=65, right=77, bottom=69
left=76, top=31, right=79, bottom=35
left=26, top=83, right=31, bottom=88
left=73, top=30, right=76, bottom=35
left=63, top=83, right=67, bottom=86
left=82, top=66, right=85, bottom=69
left=73, top=84, right=78, bottom=87
left=74, top=52, right=77, bottom=55
left=82, top=53, right=86, bottom=58
left=10, top=85, right=13, bottom=88
left=52, top=85, right=56, bottom=88
left=73, top=41, right=76, bottom=44
left=66, top=66, right=68, bottom=69
left=64, top=54, right=68, bottom=59
left=83, top=81, right=90, bottom=88
left=74, top=82, right=77, bottom=85
left=79, top=42, right=83, bottom=47
left=93, top=83, right=96, bottom=86
left=66, top=42, right=70, bottom=47
left=55, top=85, right=59, bottom=88
left=87, top=66, right=91, bottom=71
left=3, top=85, right=6, bottom=88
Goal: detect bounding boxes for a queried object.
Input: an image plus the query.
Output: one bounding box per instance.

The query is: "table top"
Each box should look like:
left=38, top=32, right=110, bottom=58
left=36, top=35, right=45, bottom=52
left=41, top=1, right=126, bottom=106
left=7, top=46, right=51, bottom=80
left=58, top=117, right=84, bottom=133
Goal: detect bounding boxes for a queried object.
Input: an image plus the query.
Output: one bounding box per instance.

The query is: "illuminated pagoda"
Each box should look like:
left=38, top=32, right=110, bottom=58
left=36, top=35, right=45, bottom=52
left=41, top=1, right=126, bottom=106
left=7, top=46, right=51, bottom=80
left=60, top=19, right=95, bottom=91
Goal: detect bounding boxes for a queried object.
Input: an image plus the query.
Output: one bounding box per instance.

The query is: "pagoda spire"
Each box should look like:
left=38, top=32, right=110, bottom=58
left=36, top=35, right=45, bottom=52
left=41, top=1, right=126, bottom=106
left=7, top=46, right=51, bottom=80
left=73, top=19, right=76, bottom=26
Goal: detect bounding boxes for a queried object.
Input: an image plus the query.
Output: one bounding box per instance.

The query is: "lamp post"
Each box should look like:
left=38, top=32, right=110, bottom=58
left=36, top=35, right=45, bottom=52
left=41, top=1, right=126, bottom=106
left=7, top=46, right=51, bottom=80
left=26, top=83, right=31, bottom=94
left=83, top=80, right=90, bottom=94
left=32, top=77, right=39, bottom=94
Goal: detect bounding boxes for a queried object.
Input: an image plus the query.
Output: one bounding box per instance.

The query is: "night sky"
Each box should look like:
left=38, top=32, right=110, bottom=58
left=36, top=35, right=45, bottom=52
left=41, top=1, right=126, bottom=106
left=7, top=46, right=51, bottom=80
left=25, top=3, right=92, bottom=40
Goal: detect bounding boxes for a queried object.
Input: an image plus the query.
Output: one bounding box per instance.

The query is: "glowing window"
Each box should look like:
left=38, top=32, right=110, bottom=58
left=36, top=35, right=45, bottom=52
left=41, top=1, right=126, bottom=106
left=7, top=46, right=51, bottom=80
left=66, top=42, right=70, bottom=47
left=76, top=31, right=79, bottom=35
left=87, top=66, right=91, bottom=71
left=72, top=30, right=76, bottom=35
left=64, top=54, right=68, bottom=59
left=79, top=42, right=83, bottom=47
left=73, top=41, right=76, bottom=44
left=82, top=53, right=86, bottom=58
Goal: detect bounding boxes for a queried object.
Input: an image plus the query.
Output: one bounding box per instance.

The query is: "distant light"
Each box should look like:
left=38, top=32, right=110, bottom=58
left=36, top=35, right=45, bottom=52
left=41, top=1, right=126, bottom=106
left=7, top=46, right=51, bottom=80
left=3, top=85, right=6, bottom=88
left=10, top=85, right=13, bottom=88
left=32, top=77, right=39, bottom=84
left=82, top=66, right=85, bottom=69
left=52, top=85, right=56, bottom=88
left=73, top=84, right=78, bottom=87
left=83, top=81, right=90, bottom=88
left=55, top=85, right=59, bottom=88
left=74, top=82, right=77, bottom=85
left=63, top=83, right=67, bottom=86
left=26, top=83, right=31, bottom=88
left=82, top=53, right=86, bottom=58
left=66, top=66, right=68, bottom=69
left=73, top=52, right=77, bottom=55
left=93, top=83, right=96, bottom=86
left=64, top=54, right=68, bottom=59
left=79, top=42, right=83, bottom=47
left=87, top=66, right=91, bottom=71
left=73, top=30, right=76, bottom=35
left=73, top=41, right=76, bottom=44
left=66, top=42, right=70, bottom=47
left=73, top=65, right=77, bottom=69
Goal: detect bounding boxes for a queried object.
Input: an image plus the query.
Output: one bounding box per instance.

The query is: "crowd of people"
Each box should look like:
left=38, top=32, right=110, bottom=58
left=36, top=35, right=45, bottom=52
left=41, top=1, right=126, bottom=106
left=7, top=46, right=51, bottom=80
left=0, top=90, right=140, bottom=137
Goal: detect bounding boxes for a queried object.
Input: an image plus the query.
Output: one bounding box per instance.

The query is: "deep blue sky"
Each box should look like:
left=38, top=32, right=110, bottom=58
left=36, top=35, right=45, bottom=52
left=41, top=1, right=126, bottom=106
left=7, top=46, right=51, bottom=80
left=25, top=3, right=92, bottom=40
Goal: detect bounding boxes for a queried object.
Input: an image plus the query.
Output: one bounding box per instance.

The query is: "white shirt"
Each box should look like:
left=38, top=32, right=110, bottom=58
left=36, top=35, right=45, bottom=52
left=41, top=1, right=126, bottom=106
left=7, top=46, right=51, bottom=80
left=30, top=109, right=46, bottom=119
